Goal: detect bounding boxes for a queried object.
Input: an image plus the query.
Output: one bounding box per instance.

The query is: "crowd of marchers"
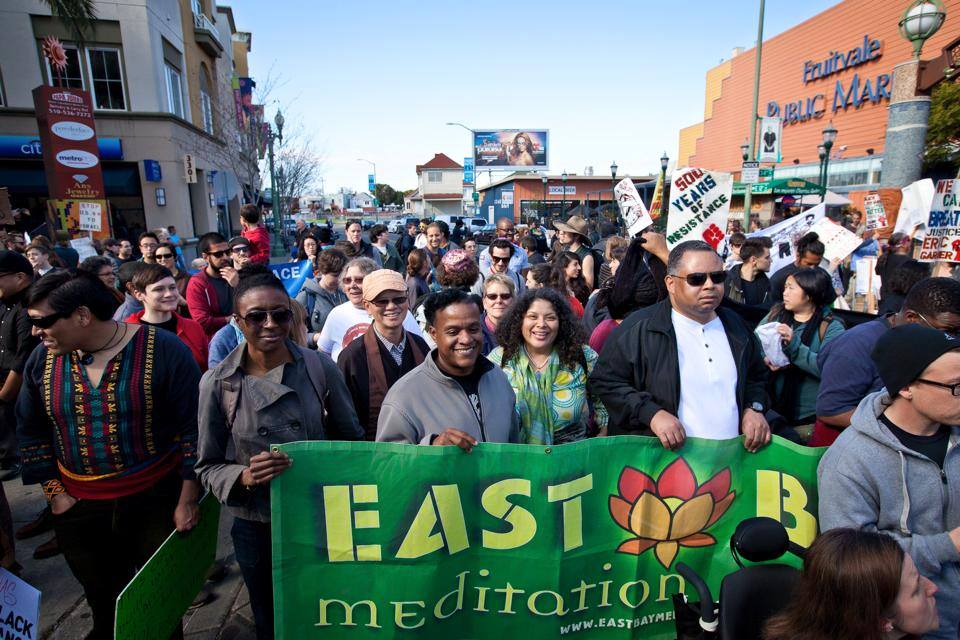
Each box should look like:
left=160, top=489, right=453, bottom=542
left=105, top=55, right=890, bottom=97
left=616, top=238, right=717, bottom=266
left=0, top=204, right=955, bottom=640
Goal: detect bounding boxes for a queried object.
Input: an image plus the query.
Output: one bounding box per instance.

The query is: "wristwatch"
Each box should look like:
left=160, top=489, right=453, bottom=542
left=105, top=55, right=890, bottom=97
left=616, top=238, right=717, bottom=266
left=749, top=402, right=765, bottom=413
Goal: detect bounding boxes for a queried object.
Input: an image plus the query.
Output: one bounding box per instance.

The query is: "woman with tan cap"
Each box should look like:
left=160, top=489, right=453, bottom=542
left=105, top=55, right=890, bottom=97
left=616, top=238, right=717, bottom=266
left=553, top=215, right=596, bottom=289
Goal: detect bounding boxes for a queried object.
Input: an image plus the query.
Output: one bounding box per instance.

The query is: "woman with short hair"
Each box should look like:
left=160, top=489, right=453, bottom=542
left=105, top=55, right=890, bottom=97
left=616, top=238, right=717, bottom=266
left=488, top=288, right=607, bottom=444
left=154, top=241, right=191, bottom=317
left=480, top=273, right=516, bottom=355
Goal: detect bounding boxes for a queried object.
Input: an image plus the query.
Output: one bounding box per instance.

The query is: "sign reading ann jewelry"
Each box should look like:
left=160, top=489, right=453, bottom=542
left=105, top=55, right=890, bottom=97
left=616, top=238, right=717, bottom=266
left=766, top=34, right=890, bottom=126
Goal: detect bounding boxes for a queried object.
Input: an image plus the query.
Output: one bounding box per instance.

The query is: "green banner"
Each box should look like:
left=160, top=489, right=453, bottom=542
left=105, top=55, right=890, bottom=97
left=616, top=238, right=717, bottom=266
left=115, top=493, right=221, bottom=640
left=271, top=436, right=824, bottom=639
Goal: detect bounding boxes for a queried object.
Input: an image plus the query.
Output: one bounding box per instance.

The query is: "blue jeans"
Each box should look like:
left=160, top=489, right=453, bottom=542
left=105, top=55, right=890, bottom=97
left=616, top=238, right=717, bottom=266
left=231, top=518, right=274, bottom=639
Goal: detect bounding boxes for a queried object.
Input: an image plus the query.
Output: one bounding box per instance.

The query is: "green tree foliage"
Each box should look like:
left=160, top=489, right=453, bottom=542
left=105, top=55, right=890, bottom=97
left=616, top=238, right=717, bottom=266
left=924, top=80, right=960, bottom=166
left=42, top=0, right=96, bottom=45
left=374, top=184, right=405, bottom=206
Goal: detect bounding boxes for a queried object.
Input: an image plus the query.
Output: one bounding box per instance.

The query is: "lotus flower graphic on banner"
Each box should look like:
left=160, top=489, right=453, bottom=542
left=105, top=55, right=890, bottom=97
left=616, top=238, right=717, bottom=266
left=609, top=458, right=736, bottom=569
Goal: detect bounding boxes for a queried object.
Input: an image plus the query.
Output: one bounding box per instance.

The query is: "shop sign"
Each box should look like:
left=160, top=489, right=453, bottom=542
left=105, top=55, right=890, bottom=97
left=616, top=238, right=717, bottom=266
left=143, top=160, right=162, bottom=182
left=766, top=34, right=890, bottom=126
left=0, top=136, right=122, bottom=160
left=31, top=86, right=106, bottom=200
left=548, top=185, right=576, bottom=195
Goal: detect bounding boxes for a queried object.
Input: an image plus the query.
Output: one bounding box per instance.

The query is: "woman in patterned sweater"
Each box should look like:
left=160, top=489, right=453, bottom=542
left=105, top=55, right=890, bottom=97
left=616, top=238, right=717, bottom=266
left=16, top=270, right=202, bottom=640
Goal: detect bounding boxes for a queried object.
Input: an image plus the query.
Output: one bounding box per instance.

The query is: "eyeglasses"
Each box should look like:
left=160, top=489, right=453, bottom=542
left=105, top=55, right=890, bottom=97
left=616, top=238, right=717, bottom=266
left=231, top=246, right=251, bottom=254
left=155, top=253, right=175, bottom=260
left=491, top=255, right=511, bottom=264
left=28, top=310, right=72, bottom=329
left=916, top=379, right=960, bottom=397
left=368, top=296, right=408, bottom=308
left=498, top=229, right=516, bottom=236
left=237, top=308, right=293, bottom=325
left=342, top=277, right=364, bottom=285
left=671, top=271, right=728, bottom=287
left=916, top=312, right=960, bottom=339
left=205, top=249, right=230, bottom=258
left=485, top=293, right=513, bottom=301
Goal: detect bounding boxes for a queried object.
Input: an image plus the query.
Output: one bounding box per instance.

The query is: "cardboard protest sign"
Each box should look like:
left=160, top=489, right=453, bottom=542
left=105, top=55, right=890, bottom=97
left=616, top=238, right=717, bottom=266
left=0, top=568, right=40, bottom=640
left=918, top=179, right=960, bottom=263
left=614, top=178, right=653, bottom=237
left=863, top=194, right=887, bottom=230
left=114, top=494, right=220, bottom=640
left=747, top=204, right=825, bottom=275
left=271, top=436, right=825, bottom=639
left=808, top=218, right=863, bottom=264
left=667, top=168, right=733, bottom=250
left=895, top=179, right=935, bottom=239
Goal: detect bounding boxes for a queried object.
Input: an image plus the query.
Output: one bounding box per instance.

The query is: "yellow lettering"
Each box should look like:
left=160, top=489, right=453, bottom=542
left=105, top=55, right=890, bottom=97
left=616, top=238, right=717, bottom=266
left=547, top=474, right=594, bottom=551
left=527, top=590, right=569, bottom=616
left=316, top=599, right=381, bottom=628
left=323, top=485, right=381, bottom=562
left=618, top=579, right=650, bottom=608
left=391, top=601, right=425, bottom=630
left=481, top=478, right=537, bottom=550
left=756, top=471, right=817, bottom=547
left=658, top=574, right=685, bottom=602
left=434, top=571, right=469, bottom=619
left=396, top=485, right=469, bottom=559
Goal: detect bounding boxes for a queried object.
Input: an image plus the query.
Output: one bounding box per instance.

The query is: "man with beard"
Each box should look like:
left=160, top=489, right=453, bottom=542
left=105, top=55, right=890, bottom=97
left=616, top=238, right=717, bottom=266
left=376, top=288, right=519, bottom=448
left=187, top=232, right=238, bottom=336
left=591, top=240, right=771, bottom=451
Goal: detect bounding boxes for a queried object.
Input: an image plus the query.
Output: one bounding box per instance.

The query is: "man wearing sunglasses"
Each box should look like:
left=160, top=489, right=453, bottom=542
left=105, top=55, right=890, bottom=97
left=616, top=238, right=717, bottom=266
left=479, top=218, right=528, bottom=275
left=479, top=238, right=525, bottom=294
left=818, top=324, right=960, bottom=640
left=338, top=270, right=429, bottom=439
left=187, top=232, right=237, bottom=337
left=591, top=240, right=771, bottom=452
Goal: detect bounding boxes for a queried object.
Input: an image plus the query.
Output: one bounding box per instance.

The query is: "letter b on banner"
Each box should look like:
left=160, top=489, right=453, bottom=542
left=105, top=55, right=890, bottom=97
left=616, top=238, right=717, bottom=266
left=755, top=470, right=817, bottom=547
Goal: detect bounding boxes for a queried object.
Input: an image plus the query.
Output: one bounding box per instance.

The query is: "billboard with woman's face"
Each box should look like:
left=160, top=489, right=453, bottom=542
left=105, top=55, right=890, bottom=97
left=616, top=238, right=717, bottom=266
left=473, top=130, right=548, bottom=170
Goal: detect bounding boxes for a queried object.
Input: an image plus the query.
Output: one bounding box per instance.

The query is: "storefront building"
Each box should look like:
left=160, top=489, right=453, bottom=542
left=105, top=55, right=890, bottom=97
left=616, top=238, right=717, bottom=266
left=677, top=0, right=960, bottom=218
left=0, top=1, right=256, bottom=248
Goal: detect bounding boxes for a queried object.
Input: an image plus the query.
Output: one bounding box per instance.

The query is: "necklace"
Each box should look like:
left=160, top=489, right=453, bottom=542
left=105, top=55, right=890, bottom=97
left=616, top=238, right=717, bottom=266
left=77, top=322, right=123, bottom=365
left=524, top=347, right=551, bottom=371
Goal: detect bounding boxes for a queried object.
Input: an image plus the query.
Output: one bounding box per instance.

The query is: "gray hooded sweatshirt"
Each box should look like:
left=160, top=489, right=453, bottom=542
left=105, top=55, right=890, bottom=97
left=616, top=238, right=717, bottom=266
left=818, top=391, right=960, bottom=639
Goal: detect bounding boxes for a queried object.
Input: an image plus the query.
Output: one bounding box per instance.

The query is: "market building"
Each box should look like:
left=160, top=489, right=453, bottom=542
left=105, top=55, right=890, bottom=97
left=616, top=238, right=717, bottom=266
left=0, top=0, right=258, bottom=251
left=677, top=0, right=960, bottom=222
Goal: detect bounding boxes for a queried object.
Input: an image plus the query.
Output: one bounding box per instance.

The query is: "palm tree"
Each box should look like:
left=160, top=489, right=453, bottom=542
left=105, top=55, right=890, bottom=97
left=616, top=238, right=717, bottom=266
left=42, top=0, right=97, bottom=45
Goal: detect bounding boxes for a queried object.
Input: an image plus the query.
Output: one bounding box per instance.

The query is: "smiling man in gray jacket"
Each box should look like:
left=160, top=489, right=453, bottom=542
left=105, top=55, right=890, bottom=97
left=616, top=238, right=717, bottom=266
left=376, top=288, right=519, bottom=448
left=818, top=325, right=960, bottom=639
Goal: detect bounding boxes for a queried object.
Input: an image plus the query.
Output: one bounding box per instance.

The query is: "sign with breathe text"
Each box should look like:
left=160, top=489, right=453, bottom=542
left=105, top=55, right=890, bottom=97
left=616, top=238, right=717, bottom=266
left=666, top=168, right=733, bottom=250
left=271, top=436, right=824, bottom=638
left=919, top=179, right=960, bottom=263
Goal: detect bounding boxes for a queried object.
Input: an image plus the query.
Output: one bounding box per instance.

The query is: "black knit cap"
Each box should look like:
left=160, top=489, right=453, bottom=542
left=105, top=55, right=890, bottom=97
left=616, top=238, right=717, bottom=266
left=0, top=250, right=33, bottom=277
left=871, top=324, right=960, bottom=397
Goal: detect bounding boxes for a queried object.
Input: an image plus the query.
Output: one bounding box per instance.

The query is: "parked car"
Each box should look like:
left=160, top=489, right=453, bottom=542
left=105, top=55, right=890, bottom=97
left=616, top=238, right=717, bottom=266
left=473, top=224, right=497, bottom=246
left=464, top=217, right=488, bottom=234
left=387, top=217, right=420, bottom=234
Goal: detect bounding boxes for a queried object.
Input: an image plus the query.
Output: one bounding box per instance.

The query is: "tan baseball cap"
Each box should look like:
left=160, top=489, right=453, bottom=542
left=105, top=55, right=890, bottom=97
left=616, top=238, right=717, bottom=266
left=362, top=269, right=407, bottom=301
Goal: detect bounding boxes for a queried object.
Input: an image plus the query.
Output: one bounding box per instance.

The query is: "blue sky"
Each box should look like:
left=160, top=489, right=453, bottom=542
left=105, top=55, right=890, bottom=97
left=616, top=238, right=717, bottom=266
left=238, top=0, right=837, bottom=194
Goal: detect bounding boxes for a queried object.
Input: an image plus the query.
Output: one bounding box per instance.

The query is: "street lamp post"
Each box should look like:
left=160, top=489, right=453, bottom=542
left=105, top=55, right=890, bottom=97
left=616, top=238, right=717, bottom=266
left=357, top=158, right=377, bottom=222
left=742, top=0, right=766, bottom=229
left=740, top=140, right=751, bottom=227
left=267, top=109, right=285, bottom=258
left=561, top=171, right=568, bottom=221
left=900, top=0, right=946, bottom=58
left=541, top=174, right=548, bottom=221
left=610, top=161, right=618, bottom=230
left=658, top=152, right=669, bottom=232
left=820, top=122, right=838, bottom=198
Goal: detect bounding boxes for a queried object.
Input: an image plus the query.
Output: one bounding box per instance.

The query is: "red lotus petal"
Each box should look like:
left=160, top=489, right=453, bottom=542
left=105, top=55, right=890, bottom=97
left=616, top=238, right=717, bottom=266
left=679, top=533, right=716, bottom=547
left=705, top=492, right=736, bottom=529
left=657, top=458, right=697, bottom=500
left=618, top=466, right=655, bottom=502
left=617, top=538, right=657, bottom=555
left=609, top=495, right=632, bottom=531
left=696, top=468, right=731, bottom=503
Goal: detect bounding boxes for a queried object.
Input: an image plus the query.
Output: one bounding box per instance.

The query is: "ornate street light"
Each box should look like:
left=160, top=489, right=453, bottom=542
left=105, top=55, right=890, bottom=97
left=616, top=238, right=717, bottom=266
left=660, top=152, right=669, bottom=173
left=541, top=174, right=548, bottom=220
left=899, top=0, right=946, bottom=58
left=740, top=140, right=750, bottom=162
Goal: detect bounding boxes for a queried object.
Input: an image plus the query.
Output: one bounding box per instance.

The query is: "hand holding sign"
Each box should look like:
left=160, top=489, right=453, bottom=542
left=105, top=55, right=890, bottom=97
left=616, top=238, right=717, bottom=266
left=614, top=178, right=653, bottom=237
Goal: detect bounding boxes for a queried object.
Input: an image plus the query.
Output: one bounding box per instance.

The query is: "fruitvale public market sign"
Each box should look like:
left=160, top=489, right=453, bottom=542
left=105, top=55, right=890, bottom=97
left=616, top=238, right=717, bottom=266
left=270, top=436, right=825, bottom=638
left=766, top=34, right=890, bottom=126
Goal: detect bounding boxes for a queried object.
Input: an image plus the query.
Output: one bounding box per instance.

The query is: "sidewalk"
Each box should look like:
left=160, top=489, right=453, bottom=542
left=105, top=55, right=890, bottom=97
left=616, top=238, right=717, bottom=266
left=5, top=477, right=255, bottom=639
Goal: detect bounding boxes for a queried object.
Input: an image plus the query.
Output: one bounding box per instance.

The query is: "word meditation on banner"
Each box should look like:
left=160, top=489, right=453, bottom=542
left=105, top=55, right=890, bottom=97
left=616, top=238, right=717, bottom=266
left=667, top=168, right=733, bottom=250
left=271, top=436, right=824, bottom=639
left=919, top=179, right=960, bottom=263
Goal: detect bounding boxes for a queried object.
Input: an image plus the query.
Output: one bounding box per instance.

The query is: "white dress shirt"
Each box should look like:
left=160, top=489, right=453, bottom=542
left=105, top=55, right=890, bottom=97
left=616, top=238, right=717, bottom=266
left=671, top=310, right=739, bottom=440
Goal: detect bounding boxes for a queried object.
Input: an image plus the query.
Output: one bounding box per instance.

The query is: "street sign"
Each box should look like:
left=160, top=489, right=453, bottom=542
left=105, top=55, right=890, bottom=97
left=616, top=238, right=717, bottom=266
left=741, top=161, right=760, bottom=184
left=759, top=167, right=774, bottom=178
left=368, top=174, right=375, bottom=194
left=464, top=157, right=475, bottom=184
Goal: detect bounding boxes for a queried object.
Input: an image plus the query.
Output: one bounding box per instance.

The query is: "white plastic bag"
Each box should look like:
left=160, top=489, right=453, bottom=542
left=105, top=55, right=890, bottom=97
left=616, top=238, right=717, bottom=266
left=756, top=322, right=789, bottom=367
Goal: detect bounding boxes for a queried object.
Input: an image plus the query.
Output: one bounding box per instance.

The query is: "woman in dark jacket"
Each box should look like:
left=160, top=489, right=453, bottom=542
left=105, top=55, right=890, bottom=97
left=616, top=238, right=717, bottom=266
left=339, top=219, right=382, bottom=267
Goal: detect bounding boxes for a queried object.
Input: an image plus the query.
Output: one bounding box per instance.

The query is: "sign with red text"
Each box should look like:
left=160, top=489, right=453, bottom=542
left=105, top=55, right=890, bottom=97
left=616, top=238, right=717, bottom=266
left=667, top=168, right=733, bottom=250
left=863, top=194, right=887, bottom=230
left=919, top=179, right=960, bottom=263
left=31, top=86, right=105, bottom=201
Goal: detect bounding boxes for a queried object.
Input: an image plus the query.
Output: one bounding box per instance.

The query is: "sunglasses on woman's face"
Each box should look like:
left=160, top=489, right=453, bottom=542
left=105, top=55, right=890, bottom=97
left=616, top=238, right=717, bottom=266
left=671, top=271, right=728, bottom=287
left=485, top=293, right=513, bottom=301
left=28, top=310, right=72, bottom=329
left=155, top=253, right=175, bottom=260
left=237, top=308, right=293, bottom=325
left=231, top=246, right=251, bottom=254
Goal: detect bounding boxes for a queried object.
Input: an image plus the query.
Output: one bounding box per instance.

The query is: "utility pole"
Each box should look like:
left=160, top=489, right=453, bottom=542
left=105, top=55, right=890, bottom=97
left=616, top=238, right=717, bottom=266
left=742, top=0, right=765, bottom=229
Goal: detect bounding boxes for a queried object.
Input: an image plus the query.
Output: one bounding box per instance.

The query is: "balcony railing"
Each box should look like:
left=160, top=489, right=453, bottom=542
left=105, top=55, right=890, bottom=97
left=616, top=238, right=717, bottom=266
left=193, top=11, right=224, bottom=57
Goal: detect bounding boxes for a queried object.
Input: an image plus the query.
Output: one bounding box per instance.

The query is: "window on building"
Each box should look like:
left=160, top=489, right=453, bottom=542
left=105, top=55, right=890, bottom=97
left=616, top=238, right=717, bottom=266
left=427, top=171, right=442, bottom=183
left=45, top=46, right=84, bottom=89
left=192, top=0, right=205, bottom=15
left=164, top=63, right=183, bottom=118
left=199, top=65, right=215, bottom=134
left=85, top=48, right=126, bottom=110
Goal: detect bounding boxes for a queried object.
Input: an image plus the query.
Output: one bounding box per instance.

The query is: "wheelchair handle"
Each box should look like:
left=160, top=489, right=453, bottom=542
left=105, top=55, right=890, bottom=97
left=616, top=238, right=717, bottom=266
left=676, top=562, right=717, bottom=626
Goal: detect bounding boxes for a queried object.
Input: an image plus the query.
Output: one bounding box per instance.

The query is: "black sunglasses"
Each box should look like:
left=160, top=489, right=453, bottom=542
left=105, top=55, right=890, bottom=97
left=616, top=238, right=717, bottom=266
left=155, top=253, right=175, bottom=260
left=237, top=309, right=293, bottom=325
left=368, top=296, right=408, bottom=308
left=29, top=310, right=72, bottom=329
left=485, top=293, right=513, bottom=301
left=672, top=271, right=728, bottom=287
left=491, top=255, right=511, bottom=263
left=206, top=249, right=230, bottom=258
left=231, top=246, right=251, bottom=253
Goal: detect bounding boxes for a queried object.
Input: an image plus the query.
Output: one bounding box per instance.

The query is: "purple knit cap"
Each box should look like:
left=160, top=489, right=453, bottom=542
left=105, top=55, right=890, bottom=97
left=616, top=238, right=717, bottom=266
left=441, top=249, right=473, bottom=273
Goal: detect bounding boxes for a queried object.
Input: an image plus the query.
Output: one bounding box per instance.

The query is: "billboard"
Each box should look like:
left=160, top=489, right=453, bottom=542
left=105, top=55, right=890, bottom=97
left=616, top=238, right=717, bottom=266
left=473, top=129, right=548, bottom=170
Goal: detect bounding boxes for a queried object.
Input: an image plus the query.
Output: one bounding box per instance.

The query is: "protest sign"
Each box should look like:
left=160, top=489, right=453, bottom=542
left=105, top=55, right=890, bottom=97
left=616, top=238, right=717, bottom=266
left=808, top=218, right=863, bottom=264
left=747, top=204, right=825, bottom=275
left=614, top=178, right=653, bottom=237
left=895, top=179, right=935, bottom=239
left=115, top=493, right=220, bottom=640
left=268, top=259, right=312, bottom=297
left=271, top=436, right=824, bottom=639
left=69, top=236, right=98, bottom=261
left=0, top=568, right=40, bottom=640
left=77, top=201, right=102, bottom=232
left=918, top=179, right=960, bottom=263
left=667, top=168, right=733, bottom=250
left=863, top=194, right=887, bottom=230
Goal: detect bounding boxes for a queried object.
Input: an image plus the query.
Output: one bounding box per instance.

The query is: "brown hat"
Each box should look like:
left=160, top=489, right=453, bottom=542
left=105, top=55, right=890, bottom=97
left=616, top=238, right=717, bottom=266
left=553, top=215, right=589, bottom=239
left=362, top=269, right=407, bottom=302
